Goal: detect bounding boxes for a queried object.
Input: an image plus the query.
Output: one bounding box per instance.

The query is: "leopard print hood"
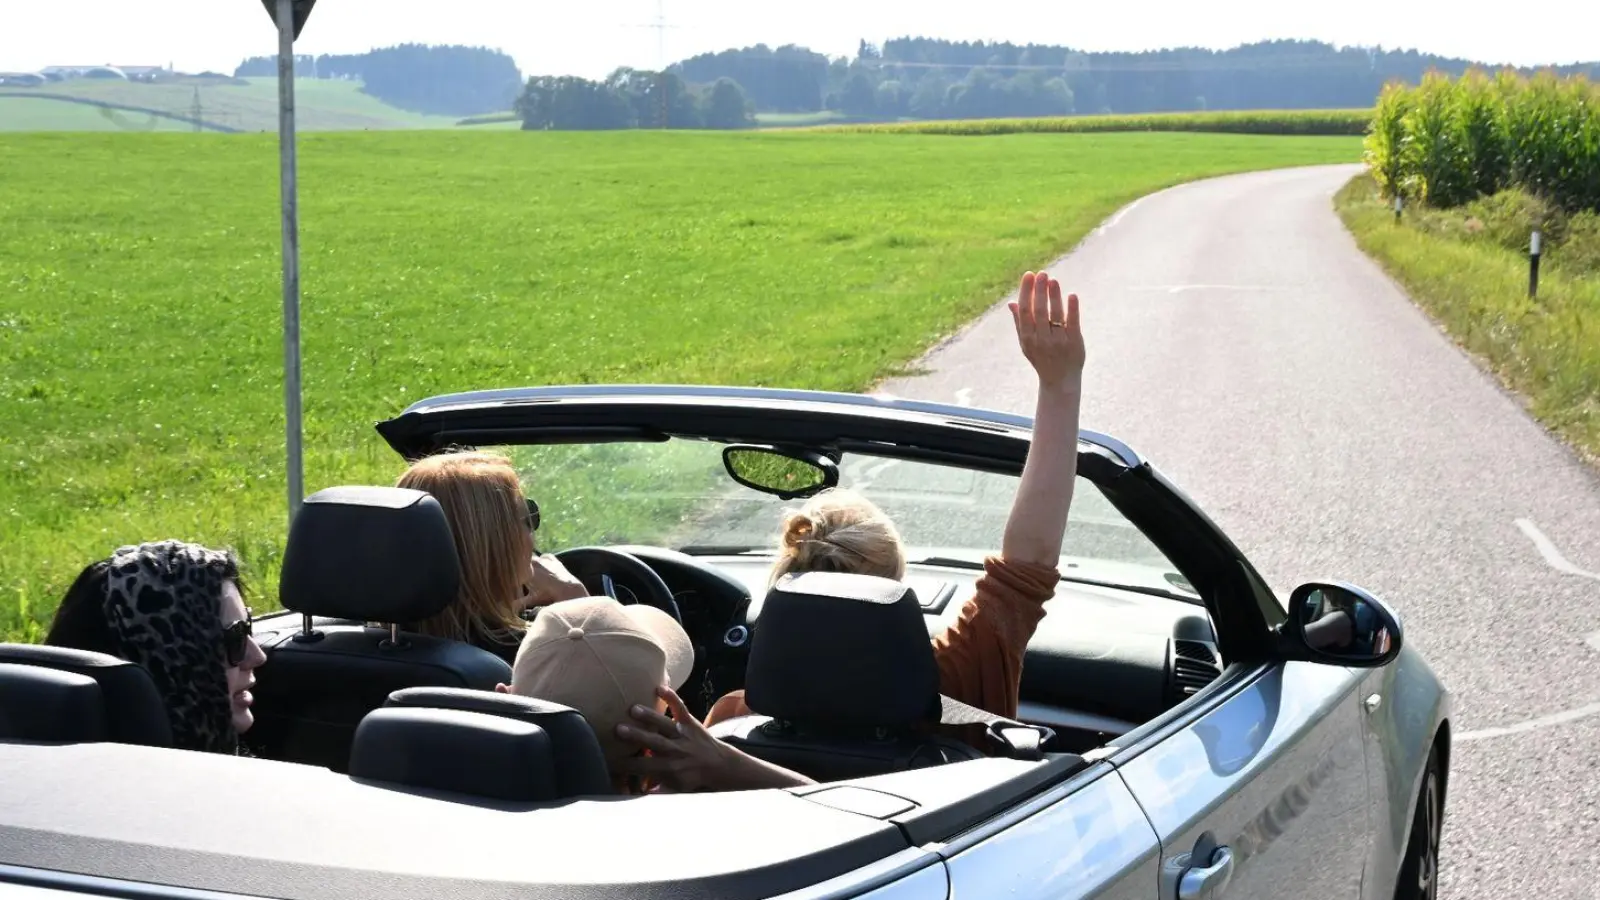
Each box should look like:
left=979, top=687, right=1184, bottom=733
left=103, top=540, right=242, bottom=755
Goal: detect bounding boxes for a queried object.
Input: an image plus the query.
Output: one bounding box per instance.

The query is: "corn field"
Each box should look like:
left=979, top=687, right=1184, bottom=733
left=815, top=108, right=1371, bottom=137
left=1365, top=70, right=1600, bottom=212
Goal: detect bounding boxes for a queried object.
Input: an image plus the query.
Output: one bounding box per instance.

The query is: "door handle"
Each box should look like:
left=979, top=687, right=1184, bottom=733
left=1178, top=846, right=1235, bottom=900
left=1364, top=693, right=1383, bottom=714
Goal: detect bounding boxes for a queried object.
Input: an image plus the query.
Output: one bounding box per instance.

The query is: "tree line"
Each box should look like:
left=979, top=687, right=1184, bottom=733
left=514, top=70, right=755, bottom=130
left=235, top=44, right=522, bottom=116
left=671, top=38, right=1600, bottom=120
left=233, top=38, right=1600, bottom=128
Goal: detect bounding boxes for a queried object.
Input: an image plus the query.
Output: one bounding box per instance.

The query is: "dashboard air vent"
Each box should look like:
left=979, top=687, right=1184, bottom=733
left=1171, top=639, right=1221, bottom=698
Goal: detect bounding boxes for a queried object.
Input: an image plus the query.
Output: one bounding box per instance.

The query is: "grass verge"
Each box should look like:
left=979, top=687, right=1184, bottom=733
left=0, top=129, right=1357, bottom=639
left=1336, top=174, right=1600, bottom=463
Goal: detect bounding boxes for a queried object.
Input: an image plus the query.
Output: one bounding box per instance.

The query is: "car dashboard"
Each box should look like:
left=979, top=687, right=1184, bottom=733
left=624, top=548, right=1223, bottom=752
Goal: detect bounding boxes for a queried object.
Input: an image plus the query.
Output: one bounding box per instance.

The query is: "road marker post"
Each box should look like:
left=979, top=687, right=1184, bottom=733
left=259, top=0, right=316, bottom=526
left=1529, top=229, right=1542, bottom=300
left=1393, top=194, right=1403, bottom=222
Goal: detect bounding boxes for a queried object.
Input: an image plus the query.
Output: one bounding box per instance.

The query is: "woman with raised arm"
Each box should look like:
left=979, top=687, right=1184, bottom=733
left=649, top=270, right=1086, bottom=755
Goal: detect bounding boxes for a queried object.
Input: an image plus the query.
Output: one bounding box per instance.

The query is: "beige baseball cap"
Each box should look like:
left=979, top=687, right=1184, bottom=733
left=508, top=597, right=694, bottom=768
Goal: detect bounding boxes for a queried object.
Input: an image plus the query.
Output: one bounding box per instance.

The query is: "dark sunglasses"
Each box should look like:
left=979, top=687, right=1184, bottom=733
left=525, top=497, right=541, bottom=533
left=222, top=610, right=254, bottom=667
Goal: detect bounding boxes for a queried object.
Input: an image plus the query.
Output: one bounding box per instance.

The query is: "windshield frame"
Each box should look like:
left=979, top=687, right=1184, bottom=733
left=375, top=384, right=1275, bottom=631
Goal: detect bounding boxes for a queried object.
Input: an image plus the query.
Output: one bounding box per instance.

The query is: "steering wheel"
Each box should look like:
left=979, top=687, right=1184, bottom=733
left=553, top=546, right=684, bottom=627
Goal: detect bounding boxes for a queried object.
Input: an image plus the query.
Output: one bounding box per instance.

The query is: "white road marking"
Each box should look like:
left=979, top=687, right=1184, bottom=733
left=1097, top=194, right=1149, bottom=233
left=1456, top=701, right=1600, bottom=743
left=1514, top=518, right=1600, bottom=651
left=1515, top=519, right=1600, bottom=581
left=1123, top=284, right=1279, bottom=294
left=1450, top=520, right=1600, bottom=742
left=954, top=388, right=973, bottom=407
left=853, top=459, right=900, bottom=491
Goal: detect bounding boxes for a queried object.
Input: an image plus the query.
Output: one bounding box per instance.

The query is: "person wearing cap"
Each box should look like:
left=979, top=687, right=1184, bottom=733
left=499, top=597, right=814, bottom=794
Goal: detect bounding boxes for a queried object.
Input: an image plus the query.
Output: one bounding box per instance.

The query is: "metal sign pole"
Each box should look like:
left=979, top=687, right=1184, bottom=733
left=274, top=0, right=305, bottom=526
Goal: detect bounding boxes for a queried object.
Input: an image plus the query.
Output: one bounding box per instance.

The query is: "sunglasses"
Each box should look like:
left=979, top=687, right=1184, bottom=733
left=222, top=610, right=254, bottom=667
left=525, top=497, right=541, bottom=533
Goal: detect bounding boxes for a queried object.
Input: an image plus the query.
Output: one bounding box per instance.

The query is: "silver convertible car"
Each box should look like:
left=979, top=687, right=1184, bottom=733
left=0, top=385, right=1449, bottom=900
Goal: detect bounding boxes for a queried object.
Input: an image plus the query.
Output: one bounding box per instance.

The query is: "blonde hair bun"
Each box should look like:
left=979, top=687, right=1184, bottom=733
left=769, top=488, right=906, bottom=585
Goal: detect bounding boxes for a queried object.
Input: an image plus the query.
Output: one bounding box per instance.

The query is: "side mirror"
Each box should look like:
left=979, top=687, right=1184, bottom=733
left=1281, top=581, right=1402, bottom=668
left=721, top=444, right=837, bottom=500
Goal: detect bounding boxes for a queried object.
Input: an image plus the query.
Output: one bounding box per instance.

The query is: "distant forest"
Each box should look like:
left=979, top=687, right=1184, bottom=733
left=235, top=38, right=1600, bottom=127
left=676, top=38, right=1600, bottom=120
left=234, top=44, right=521, bottom=116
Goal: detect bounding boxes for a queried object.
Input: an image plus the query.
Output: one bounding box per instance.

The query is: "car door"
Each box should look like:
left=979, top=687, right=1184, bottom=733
left=939, top=761, right=1163, bottom=900
left=1113, top=660, right=1371, bottom=900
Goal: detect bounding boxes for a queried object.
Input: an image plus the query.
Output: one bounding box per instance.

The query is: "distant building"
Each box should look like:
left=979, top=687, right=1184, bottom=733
left=0, top=72, right=46, bottom=87
left=37, top=64, right=174, bottom=82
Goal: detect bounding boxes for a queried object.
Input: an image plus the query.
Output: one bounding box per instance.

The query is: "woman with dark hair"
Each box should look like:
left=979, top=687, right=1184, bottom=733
left=45, top=540, right=267, bottom=755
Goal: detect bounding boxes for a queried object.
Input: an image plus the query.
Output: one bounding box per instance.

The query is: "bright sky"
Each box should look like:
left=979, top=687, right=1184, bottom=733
left=2, top=0, right=1594, bottom=79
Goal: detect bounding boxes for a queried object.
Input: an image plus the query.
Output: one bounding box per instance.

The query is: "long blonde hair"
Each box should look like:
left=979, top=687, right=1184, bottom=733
left=769, top=488, right=906, bottom=586
left=396, top=450, right=531, bottom=647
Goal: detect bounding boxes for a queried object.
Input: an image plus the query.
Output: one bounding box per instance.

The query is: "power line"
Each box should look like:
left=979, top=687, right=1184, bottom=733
left=630, top=0, right=679, bottom=128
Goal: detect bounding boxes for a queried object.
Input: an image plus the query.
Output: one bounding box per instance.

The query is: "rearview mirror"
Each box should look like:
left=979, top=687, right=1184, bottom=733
left=721, top=445, right=837, bottom=500
left=1283, top=581, right=1402, bottom=668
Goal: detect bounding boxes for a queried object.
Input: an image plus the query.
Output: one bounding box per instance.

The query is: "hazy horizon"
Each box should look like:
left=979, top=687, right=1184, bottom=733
left=2, top=0, right=1597, bottom=82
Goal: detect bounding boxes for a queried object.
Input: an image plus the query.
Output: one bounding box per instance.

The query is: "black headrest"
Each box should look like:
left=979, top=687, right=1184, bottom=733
left=0, top=664, right=107, bottom=744
left=280, top=486, right=461, bottom=622
left=745, top=572, right=940, bottom=731
left=0, top=644, right=171, bottom=746
left=385, top=687, right=611, bottom=796
left=349, top=707, right=562, bottom=802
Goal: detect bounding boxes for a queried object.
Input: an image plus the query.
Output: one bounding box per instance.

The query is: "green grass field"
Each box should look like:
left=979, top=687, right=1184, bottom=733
left=0, top=129, right=1358, bottom=640
left=0, top=78, right=460, bottom=132
left=821, top=108, right=1372, bottom=136
left=1337, top=175, right=1600, bottom=464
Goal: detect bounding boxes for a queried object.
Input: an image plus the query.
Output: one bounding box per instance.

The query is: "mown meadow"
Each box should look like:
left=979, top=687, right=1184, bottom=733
left=0, top=127, right=1360, bottom=639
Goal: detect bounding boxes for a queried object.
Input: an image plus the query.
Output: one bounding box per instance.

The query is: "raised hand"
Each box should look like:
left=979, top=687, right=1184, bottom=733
left=1008, top=271, right=1085, bottom=390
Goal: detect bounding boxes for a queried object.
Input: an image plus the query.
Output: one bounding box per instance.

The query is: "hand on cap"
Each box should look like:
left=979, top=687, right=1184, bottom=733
left=524, top=553, right=588, bottom=610
left=614, top=686, right=814, bottom=792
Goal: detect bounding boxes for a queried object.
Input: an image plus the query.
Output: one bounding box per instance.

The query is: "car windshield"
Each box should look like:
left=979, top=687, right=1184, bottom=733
left=489, top=439, right=1195, bottom=599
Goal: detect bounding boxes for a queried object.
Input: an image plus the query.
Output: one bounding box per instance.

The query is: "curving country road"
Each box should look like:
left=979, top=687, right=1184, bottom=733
left=877, top=164, right=1600, bottom=899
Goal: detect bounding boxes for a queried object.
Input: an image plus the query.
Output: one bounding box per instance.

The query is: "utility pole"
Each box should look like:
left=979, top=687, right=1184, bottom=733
left=191, top=86, right=203, bottom=133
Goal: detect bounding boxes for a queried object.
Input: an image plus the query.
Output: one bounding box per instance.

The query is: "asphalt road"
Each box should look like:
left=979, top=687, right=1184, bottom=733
left=876, top=164, right=1600, bottom=900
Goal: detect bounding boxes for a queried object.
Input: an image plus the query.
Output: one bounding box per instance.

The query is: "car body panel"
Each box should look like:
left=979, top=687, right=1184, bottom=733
left=1116, top=661, right=1371, bottom=899
left=1355, top=644, right=1453, bottom=900
left=941, top=763, right=1161, bottom=899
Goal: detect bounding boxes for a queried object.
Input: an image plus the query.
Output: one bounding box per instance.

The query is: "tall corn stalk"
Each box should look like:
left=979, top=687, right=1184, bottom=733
left=1364, top=80, right=1413, bottom=201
